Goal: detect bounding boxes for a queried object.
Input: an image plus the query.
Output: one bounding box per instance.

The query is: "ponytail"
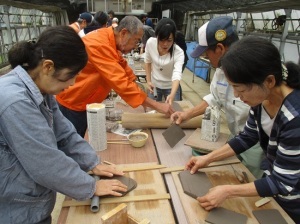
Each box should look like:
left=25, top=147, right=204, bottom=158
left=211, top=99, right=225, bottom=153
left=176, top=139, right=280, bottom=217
left=285, top=61, right=300, bottom=89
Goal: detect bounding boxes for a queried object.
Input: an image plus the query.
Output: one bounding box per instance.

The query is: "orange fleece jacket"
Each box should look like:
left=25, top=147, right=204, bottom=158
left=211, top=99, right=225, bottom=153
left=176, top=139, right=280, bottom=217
left=56, top=27, right=147, bottom=111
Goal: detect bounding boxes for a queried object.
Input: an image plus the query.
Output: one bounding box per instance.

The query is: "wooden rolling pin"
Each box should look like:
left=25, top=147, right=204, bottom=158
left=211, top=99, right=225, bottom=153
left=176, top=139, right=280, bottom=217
left=121, top=113, right=202, bottom=129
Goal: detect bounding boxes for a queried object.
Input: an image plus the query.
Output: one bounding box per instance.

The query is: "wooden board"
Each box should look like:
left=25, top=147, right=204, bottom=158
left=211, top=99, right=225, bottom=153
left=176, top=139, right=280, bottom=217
left=151, top=129, right=239, bottom=224
left=98, top=129, right=159, bottom=165
left=159, top=157, right=240, bottom=174
left=184, top=128, right=229, bottom=153
left=171, top=163, right=295, bottom=224
left=101, top=203, right=150, bottom=224
left=101, top=203, right=128, bottom=224
left=121, top=101, right=202, bottom=129
left=58, top=163, right=175, bottom=224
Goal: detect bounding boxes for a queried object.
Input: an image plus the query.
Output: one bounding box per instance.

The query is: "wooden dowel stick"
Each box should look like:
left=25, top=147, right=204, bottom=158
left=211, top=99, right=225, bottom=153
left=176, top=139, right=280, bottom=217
left=107, top=142, right=130, bottom=145
left=106, top=139, right=128, bottom=141
left=62, top=193, right=170, bottom=207
left=103, top=160, right=115, bottom=165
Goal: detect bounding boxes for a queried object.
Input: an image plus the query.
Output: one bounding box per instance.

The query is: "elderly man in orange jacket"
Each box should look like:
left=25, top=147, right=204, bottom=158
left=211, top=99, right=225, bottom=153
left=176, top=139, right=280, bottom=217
left=56, top=16, right=174, bottom=137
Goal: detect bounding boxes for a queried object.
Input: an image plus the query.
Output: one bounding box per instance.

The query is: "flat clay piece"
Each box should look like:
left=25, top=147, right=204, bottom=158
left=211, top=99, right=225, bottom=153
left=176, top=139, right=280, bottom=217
left=206, top=207, right=248, bottom=224
left=252, top=209, right=288, bottom=224
left=162, top=123, right=186, bottom=148
left=178, top=170, right=212, bottom=199
left=172, top=101, right=183, bottom=111
left=100, top=175, right=137, bottom=197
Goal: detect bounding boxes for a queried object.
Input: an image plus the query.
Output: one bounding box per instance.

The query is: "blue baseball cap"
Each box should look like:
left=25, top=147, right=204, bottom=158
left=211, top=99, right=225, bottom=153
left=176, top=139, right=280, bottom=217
left=79, top=12, right=93, bottom=24
left=191, top=16, right=235, bottom=58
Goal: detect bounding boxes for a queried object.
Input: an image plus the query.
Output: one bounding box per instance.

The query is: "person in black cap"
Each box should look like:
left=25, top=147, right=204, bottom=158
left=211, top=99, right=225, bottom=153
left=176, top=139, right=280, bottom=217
left=171, top=16, right=265, bottom=179
left=79, top=11, right=109, bottom=37
left=69, top=12, right=93, bottom=35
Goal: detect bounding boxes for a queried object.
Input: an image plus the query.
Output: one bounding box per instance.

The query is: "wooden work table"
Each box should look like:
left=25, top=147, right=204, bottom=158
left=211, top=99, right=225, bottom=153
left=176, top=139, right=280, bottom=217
left=57, top=101, right=294, bottom=224
left=152, top=128, right=294, bottom=223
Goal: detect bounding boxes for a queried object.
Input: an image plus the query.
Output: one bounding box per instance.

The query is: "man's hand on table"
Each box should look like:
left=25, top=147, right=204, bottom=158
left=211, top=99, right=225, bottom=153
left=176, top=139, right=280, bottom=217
left=142, top=97, right=175, bottom=116
left=170, top=111, right=189, bottom=124
left=156, top=101, right=175, bottom=116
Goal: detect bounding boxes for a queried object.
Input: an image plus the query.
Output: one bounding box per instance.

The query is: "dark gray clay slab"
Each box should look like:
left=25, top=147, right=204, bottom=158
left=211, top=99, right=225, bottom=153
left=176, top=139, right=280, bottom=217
left=206, top=207, right=248, bottom=224
left=162, top=123, right=186, bottom=148
left=172, top=101, right=183, bottom=111
left=253, top=209, right=288, bottom=224
left=178, top=170, right=212, bottom=199
left=101, top=175, right=137, bottom=197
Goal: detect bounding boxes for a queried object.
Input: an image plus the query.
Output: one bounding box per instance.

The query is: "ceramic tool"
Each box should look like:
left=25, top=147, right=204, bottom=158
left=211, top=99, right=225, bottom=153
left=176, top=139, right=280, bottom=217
left=153, top=87, right=157, bottom=98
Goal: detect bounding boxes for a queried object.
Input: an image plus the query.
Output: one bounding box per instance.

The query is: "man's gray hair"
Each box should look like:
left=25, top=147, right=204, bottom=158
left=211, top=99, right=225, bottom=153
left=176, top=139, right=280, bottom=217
left=115, top=16, right=143, bottom=34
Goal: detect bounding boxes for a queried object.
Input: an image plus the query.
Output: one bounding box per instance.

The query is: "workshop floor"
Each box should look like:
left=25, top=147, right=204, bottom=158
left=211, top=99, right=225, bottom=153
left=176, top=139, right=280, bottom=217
left=51, top=68, right=213, bottom=223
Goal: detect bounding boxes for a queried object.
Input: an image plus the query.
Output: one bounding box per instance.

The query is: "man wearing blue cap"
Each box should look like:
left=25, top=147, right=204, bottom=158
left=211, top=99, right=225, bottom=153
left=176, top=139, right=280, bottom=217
left=171, top=16, right=265, bottom=178
left=69, top=12, right=93, bottom=35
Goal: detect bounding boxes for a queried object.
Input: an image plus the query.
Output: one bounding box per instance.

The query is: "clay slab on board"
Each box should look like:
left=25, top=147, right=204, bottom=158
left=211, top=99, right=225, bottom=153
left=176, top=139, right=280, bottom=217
left=162, top=123, right=186, bottom=148
left=253, top=209, right=288, bottom=224
left=101, top=175, right=137, bottom=197
left=178, top=170, right=212, bottom=199
left=206, top=207, right=248, bottom=224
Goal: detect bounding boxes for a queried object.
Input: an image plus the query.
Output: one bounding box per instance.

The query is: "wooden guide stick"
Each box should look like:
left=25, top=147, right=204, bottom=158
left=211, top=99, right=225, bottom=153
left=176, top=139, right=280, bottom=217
left=106, top=139, right=128, bottom=141
left=62, top=193, right=170, bottom=207
left=107, top=141, right=130, bottom=145
left=121, top=164, right=166, bottom=172
left=159, top=158, right=241, bottom=174
left=89, top=163, right=165, bottom=174
left=102, top=160, right=115, bottom=165
left=160, top=166, right=184, bottom=174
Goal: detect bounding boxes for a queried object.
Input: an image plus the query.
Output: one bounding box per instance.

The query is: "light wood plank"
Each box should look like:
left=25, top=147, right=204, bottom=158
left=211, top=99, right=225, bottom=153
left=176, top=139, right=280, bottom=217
left=62, top=194, right=171, bottom=207
left=184, top=128, right=229, bottom=153
left=61, top=165, right=175, bottom=224
left=101, top=203, right=127, bottom=223
left=159, top=157, right=240, bottom=174
left=171, top=164, right=295, bottom=224
left=121, top=164, right=166, bottom=172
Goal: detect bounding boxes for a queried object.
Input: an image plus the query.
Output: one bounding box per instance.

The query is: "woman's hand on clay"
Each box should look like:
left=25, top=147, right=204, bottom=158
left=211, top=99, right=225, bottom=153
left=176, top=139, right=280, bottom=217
left=92, top=164, right=124, bottom=177
left=197, top=185, right=230, bottom=210
left=95, top=179, right=128, bottom=196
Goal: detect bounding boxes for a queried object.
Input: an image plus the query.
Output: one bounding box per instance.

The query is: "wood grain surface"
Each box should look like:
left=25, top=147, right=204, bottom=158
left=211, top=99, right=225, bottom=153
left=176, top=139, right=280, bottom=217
left=184, top=128, right=230, bottom=153
left=171, top=163, right=295, bottom=224
left=58, top=164, right=175, bottom=224
left=121, top=101, right=202, bottom=129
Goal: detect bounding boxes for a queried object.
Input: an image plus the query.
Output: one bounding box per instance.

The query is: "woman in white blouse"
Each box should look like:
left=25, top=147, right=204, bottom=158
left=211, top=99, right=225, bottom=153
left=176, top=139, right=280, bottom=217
left=144, top=18, right=185, bottom=105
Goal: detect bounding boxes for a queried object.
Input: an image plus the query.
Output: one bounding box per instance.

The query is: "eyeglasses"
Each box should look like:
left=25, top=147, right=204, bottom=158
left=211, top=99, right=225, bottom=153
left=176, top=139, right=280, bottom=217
left=134, top=38, right=142, bottom=46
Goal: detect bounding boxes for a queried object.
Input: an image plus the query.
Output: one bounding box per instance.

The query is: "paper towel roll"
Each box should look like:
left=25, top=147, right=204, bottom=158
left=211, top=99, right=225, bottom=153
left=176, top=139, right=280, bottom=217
left=86, top=103, right=107, bottom=151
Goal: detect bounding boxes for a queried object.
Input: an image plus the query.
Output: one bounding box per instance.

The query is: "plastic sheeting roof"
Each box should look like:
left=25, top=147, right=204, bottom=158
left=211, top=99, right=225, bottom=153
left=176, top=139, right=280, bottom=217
left=153, top=0, right=300, bottom=14
left=0, top=0, right=70, bottom=12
